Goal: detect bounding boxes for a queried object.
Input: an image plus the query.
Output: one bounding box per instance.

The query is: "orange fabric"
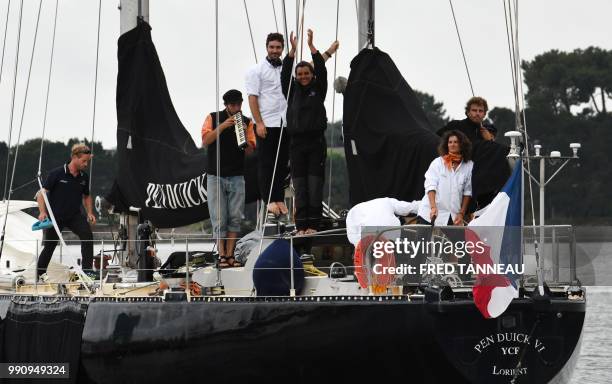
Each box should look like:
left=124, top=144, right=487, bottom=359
left=201, top=113, right=256, bottom=149
left=245, top=119, right=256, bottom=148
left=201, top=114, right=213, bottom=146
left=442, top=153, right=463, bottom=170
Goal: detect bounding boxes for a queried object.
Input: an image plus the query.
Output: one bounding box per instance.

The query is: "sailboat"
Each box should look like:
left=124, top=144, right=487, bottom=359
left=0, top=1, right=585, bottom=383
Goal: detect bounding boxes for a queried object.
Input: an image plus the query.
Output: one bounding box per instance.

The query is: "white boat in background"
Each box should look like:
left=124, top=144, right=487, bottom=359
left=0, top=200, right=72, bottom=286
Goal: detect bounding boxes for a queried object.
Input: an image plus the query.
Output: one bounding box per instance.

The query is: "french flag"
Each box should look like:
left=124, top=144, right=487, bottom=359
left=466, top=163, right=522, bottom=318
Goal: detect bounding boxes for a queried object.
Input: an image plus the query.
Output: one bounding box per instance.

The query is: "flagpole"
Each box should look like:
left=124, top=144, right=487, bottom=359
left=504, top=131, right=526, bottom=292
left=521, top=155, right=525, bottom=285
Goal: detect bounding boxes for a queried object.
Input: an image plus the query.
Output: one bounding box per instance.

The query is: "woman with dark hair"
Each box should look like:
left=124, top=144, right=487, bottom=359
left=416, top=130, right=473, bottom=225
left=281, top=29, right=338, bottom=235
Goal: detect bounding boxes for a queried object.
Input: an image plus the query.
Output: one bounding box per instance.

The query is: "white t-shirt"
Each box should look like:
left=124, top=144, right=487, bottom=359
left=417, top=157, right=473, bottom=226
left=245, top=59, right=287, bottom=127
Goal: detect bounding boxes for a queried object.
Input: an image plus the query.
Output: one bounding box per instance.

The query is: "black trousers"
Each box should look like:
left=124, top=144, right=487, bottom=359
left=256, top=127, right=289, bottom=203
left=290, top=134, right=327, bottom=230
left=37, top=214, right=93, bottom=277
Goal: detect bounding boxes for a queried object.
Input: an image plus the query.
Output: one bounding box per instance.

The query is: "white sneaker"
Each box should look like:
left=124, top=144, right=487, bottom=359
left=38, top=273, right=49, bottom=283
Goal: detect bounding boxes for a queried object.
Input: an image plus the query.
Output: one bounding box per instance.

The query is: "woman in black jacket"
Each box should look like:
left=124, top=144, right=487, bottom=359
left=281, top=29, right=338, bottom=235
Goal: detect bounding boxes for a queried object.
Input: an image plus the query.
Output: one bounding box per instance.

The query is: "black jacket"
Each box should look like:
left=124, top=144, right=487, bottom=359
left=438, top=118, right=511, bottom=200
left=281, top=51, right=328, bottom=136
left=436, top=118, right=483, bottom=143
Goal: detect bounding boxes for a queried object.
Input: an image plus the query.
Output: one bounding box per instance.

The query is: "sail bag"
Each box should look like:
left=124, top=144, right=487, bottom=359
left=108, top=21, right=209, bottom=227
left=342, top=48, right=439, bottom=206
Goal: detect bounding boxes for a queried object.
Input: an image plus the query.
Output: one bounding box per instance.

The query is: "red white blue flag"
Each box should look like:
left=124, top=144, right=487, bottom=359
left=467, top=164, right=522, bottom=318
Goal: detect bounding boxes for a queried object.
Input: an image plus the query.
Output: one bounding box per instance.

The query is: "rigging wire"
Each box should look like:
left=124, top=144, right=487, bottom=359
left=298, top=0, right=305, bottom=61
left=281, top=0, right=288, bottom=54
left=326, top=0, right=340, bottom=210
left=0, top=0, right=11, bottom=198
left=0, top=0, right=10, bottom=92
left=295, top=0, right=299, bottom=38
left=271, top=0, right=279, bottom=33
left=215, top=0, right=221, bottom=254
left=8, top=176, right=35, bottom=192
left=257, top=0, right=302, bottom=254
left=1, top=0, right=42, bottom=256
left=10, top=0, right=42, bottom=196
left=263, top=1, right=304, bottom=220
left=506, top=0, right=520, bottom=120
left=2, top=0, right=23, bottom=201
left=502, top=0, right=517, bottom=104
left=448, top=0, right=475, bottom=96
left=34, top=0, right=68, bottom=253
left=2, top=0, right=23, bottom=200
left=512, top=0, right=537, bottom=229
left=512, top=0, right=523, bottom=121
left=502, top=0, right=542, bottom=295
left=37, top=0, right=59, bottom=175
left=503, top=0, right=536, bottom=227
left=243, top=0, right=258, bottom=63
left=89, top=0, right=102, bottom=192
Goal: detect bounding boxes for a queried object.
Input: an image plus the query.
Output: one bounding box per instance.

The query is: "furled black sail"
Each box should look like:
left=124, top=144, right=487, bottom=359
left=343, top=48, right=439, bottom=206
left=108, top=21, right=209, bottom=227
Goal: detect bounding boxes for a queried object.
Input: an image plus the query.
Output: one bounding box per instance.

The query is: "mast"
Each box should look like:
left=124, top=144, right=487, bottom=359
left=120, top=0, right=149, bottom=35
left=357, top=0, right=374, bottom=50
left=118, top=0, right=150, bottom=270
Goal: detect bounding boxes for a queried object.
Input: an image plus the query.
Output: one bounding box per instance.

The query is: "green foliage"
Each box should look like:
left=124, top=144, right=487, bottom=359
left=323, top=148, right=349, bottom=213
left=522, top=47, right=612, bottom=116
left=414, top=89, right=450, bottom=129
left=0, top=138, right=116, bottom=203
left=488, top=107, right=516, bottom=139
left=522, top=111, right=612, bottom=224
left=324, top=121, right=343, bottom=147
left=518, top=48, right=612, bottom=223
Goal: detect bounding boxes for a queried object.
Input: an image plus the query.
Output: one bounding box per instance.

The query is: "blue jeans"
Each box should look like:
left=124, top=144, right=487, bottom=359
left=207, top=175, right=245, bottom=237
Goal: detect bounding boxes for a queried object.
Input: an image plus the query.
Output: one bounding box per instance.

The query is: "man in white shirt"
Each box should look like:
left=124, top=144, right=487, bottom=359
left=245, top=33, right=289, bottom=217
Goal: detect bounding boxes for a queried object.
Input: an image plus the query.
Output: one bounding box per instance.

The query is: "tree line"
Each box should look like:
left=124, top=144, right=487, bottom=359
left=2, top=47, right=610, bottom=224
left=0, top=139, right=116, bottom=205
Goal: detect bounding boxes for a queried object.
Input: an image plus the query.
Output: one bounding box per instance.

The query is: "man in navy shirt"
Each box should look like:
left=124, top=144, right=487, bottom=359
left=36, top=143, right=96, bottom=281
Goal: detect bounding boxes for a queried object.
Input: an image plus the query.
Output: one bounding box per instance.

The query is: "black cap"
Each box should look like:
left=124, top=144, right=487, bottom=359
left=482, top=121, right=497, bottom=134
left=223, top=89, right=243, bottom=104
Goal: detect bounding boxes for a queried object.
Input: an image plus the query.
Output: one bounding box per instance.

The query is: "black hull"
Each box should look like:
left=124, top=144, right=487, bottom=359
left=0, top=295, right=584, bottom=384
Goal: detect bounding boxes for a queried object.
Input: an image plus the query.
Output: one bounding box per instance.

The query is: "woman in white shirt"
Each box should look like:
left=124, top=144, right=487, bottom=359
left=417, top=130, right=473, bottom=226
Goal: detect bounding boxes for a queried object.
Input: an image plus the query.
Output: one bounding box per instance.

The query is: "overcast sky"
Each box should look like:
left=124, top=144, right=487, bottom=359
left=1, top=0, right=611, bottom=149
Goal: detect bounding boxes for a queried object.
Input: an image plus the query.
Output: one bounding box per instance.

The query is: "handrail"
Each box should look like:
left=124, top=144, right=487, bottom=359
left=1, top=224, right=581, bottom=295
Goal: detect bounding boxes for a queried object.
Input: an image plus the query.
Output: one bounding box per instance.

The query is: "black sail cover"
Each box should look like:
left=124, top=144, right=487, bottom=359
left=108, top=21, right=210, bottom=227
left=343, top=48, right=439, bottom=206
